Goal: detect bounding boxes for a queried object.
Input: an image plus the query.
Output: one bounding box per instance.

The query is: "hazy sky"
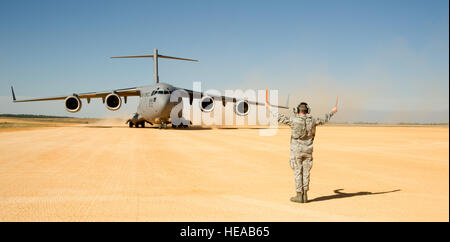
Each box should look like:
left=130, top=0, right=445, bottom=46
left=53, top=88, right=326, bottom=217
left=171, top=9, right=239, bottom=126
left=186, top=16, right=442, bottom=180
left=0, top=0, right=448, bottom=122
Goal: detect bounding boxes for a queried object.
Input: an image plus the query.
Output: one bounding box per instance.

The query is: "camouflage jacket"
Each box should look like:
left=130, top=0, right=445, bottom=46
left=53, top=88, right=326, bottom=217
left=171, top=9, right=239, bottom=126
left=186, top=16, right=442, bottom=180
left=275, top=111, right=334, bottom=155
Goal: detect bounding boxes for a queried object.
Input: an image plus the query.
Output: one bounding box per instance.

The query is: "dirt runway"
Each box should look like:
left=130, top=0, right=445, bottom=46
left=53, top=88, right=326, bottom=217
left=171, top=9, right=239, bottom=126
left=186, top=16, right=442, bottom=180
left=0, top=124, right=448, bottom=221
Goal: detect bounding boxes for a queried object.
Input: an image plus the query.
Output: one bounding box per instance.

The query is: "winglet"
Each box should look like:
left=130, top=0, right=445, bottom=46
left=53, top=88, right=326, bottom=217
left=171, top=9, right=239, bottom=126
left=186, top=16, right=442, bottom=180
left=11, top=86, right=16, bottom=102
left=265, top=89, right=289, bottom=109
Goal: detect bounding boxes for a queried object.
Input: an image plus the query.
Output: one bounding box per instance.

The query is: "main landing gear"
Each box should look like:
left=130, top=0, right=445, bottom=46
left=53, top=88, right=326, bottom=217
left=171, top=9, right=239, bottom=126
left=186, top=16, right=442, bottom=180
left=172, top=120, right=192, bottom=129
left=172, top=124, right=189, bottom=129
left=127, top=120, right=191, bottom=129
left=127, top=120, right=150, bottom=128
left=130, top=122, right=145, bottom=128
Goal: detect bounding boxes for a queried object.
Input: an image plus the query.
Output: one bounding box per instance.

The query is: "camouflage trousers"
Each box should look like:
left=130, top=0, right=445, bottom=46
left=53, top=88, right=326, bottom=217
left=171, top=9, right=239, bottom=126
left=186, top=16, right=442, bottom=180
left=290, top=153, right=313, bottom=192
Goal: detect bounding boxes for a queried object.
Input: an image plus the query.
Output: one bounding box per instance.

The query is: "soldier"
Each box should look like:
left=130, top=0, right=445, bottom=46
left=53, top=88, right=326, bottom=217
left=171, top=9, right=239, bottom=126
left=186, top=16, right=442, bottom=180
left=268, top=98, right=338, bottom=203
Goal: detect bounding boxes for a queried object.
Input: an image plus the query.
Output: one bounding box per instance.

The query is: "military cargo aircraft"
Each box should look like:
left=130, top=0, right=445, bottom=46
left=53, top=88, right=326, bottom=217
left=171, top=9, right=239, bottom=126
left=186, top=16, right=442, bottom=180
left=11, top=49, right=288, bottom=128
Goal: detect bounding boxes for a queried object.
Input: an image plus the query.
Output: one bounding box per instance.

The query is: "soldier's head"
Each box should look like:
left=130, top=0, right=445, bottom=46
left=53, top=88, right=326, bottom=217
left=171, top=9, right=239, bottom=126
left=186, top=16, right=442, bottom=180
left=297, top=102, right=310, bottom=115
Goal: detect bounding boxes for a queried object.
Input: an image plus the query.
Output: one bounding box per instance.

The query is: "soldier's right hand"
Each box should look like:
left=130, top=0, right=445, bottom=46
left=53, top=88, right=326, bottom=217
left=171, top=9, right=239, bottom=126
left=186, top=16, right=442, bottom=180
left=332, top=96, right=338, bottom=114
left=265, top=89, right=271, bottom=108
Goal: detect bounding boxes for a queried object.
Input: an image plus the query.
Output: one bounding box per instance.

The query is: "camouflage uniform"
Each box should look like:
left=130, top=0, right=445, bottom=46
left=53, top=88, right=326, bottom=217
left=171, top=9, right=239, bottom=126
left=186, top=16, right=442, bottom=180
left=276, top=111, right=334, bottom=192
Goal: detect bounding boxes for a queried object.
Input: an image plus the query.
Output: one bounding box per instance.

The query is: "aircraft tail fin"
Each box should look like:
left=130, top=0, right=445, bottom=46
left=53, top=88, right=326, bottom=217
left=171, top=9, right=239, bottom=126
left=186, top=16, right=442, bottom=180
left=111, top=49, right=198, bottom=83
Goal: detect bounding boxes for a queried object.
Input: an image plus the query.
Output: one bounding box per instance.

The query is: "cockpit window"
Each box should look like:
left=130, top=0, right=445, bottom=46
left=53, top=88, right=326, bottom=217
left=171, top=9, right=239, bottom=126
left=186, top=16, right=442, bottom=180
left=150, top=89, right=171, bottom=95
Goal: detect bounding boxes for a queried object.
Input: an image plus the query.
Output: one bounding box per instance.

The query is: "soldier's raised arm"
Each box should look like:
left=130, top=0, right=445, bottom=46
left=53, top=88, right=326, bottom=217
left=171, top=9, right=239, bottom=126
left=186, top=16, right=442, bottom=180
left=315, top=111, right=335, bottom=126
left=276, top=112, right=293, bottom=126
left=266, top=102, right=293, bottom=126
left=316, top=97, right=338, bottom=126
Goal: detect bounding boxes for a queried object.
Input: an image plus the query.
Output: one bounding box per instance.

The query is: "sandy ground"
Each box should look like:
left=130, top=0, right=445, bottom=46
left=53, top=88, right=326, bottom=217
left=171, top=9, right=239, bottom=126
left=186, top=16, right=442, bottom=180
left=0, top=122, right=448, bottom=221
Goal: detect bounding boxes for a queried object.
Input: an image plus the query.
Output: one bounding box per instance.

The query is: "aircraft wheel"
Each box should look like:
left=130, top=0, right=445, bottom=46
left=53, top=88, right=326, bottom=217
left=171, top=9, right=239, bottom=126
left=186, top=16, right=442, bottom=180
left=141, top=122, right=145, bottom=128
left=129, top=122, right=134, bottom=128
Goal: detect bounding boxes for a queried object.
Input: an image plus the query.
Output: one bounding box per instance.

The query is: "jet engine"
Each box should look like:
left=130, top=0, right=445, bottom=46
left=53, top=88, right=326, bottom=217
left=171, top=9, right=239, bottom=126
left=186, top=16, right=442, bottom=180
left=64, top=96, right=82, bottom=113
left=234, top=100, right=249, bottom=116
left=199, top=96, right=215, bottom=112
left=105, top=93, right=122, bottom=111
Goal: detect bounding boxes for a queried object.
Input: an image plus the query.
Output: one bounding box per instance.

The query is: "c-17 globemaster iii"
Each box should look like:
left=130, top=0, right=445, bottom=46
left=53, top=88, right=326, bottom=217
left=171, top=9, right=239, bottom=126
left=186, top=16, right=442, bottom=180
left=11, top=49, right=288, bottom=128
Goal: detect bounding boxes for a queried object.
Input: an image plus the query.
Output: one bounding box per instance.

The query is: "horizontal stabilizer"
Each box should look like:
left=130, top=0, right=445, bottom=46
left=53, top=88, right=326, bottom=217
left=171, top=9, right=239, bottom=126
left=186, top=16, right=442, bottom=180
left=110, top=49, right=198, bottom=83
left=111, top=54, right=198, bottom=62
left=157, top=55, right=198, bottom=62
left=111, top=55, right=154, bottom=58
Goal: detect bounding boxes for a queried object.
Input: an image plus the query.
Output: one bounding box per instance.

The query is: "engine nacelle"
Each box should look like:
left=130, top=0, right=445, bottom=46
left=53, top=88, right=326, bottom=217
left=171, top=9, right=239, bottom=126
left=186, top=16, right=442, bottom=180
left=234, top=100, right=249, bottom=116
left=199, top=96, right=215, bottom=112
left=105, top=93, right=122, bottom=111
left=64, top=96, right=82, bottom=113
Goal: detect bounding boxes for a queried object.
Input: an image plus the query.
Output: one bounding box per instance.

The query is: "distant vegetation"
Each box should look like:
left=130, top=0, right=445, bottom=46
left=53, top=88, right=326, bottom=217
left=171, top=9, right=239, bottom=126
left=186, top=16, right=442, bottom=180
left=351, top=121, right=448, bottom=126
left=0, top=114, right=74, bottom=119
left=0, top=114, right=93, bottom=130
left=328, top=121, right=448, bottom=126
left=352, top=122, right=379, bottom=125
left=396, top=122, right=448, bottom=126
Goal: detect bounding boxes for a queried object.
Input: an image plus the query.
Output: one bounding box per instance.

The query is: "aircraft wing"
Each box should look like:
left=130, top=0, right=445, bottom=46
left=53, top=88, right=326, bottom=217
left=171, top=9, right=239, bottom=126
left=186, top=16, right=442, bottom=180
left=11, top=86, right=140, bottom=102
left=181, top=88, right=289, bottom=109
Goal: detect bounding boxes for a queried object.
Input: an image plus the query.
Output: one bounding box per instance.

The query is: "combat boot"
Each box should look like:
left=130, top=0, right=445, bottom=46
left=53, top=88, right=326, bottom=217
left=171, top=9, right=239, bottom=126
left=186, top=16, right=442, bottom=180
left=302, top=190, right=308, bottom=203
left=290, top=192, right=303, bottom=203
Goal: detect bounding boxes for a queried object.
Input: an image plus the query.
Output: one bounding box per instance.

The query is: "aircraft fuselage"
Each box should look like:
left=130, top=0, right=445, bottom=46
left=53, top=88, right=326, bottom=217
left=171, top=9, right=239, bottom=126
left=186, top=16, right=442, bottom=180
left=133, top=82, right=178, bottom=125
